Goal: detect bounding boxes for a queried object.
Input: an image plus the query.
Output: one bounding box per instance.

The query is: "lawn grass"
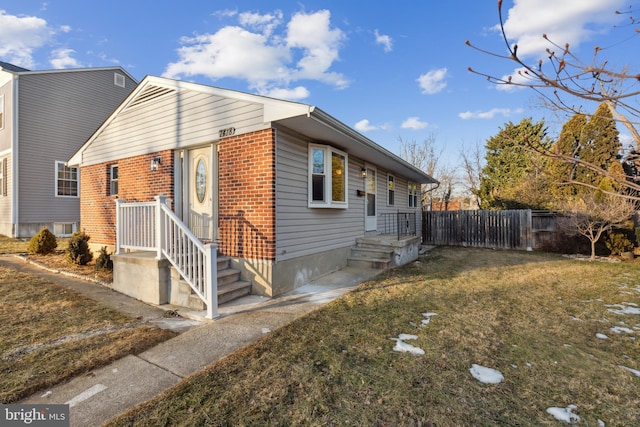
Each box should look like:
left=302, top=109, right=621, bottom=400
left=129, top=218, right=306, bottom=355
left=0, top=263, right=176, bottom=403
left=109, top=247, right=640, bottom=426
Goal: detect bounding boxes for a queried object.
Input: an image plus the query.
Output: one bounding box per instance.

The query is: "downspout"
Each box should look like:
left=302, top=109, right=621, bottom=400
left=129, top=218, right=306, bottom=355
left=11, top=75, right=18, bottom=237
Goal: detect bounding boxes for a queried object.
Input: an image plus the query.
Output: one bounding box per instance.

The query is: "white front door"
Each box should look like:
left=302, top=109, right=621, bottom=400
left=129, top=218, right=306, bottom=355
left=188, top=146, right=214, bottom=241
left=365, top=166, right=377, bottom=231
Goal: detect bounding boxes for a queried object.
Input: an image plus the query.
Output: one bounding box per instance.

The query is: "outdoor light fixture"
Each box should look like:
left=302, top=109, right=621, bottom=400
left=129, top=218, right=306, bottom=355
left=150, top=156, right=162, bottom=171
left=360, top=167, right=367, bottom=178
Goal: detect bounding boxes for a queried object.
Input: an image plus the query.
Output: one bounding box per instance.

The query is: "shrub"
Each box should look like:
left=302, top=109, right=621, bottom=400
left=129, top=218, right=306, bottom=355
left=66, top=231, right=93, bottom=265
left=27, top=227, right=58, bottom=255
left=605, top=232, right=633, bottom=256
left=635, top=227, right=640, bottom=248
left=95, top=246, right=113, bottom=271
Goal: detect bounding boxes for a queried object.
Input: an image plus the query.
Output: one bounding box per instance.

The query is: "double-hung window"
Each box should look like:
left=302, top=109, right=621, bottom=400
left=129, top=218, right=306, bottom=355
left=408, top=183, right=419, bottom=208
left=55, top=161, right=79, bottom=197
left=110, top=165, right=118, bottom=196
left=309, top=144, right=348, bottom=208
left=387, top=175, right=395, bottom=206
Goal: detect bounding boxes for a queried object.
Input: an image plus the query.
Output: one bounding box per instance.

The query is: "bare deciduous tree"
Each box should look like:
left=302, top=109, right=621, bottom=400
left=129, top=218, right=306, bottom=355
left=466, top=1, right=640, bottom=199
left=557, top=193, right=637, bottom=259
left=459, top=142, right=484, bottom=209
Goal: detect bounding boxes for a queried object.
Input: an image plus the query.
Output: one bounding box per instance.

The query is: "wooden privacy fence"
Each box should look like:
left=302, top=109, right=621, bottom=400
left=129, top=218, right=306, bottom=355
left=423, top=209, right=543, bottom=250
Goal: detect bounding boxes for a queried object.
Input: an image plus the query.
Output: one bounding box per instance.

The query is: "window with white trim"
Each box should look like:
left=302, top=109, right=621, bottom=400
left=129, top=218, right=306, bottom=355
left=55, top=161, right=78, bottom=197
left=408, top=183, right=419, bottom=208
left=309, top=144, right=348, bottom=208
left=109, top=164, right=118, bottom=196
left=387, top=174, right=395, bottom=206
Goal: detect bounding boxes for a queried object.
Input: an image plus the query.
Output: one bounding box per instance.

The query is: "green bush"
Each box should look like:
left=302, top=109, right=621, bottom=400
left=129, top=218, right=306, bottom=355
left=605, top=232, right=633, bottom=256
left=95, top=246, right=113, bottom=271
left=66, top=231, right=93, bottom=266
left=635, top=227, right=640, bottom=248
left=27, top=227, right=58, bottom=255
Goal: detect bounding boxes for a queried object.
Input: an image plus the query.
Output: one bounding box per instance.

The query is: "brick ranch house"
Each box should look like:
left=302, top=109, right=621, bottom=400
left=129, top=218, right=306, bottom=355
left=69, top=76, right=436, bottom=318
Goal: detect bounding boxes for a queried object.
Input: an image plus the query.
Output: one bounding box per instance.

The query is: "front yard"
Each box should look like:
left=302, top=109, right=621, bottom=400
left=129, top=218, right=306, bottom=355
left=108, top=247, right=640, bottom=426
left=0, top=235, right=173, bottom=403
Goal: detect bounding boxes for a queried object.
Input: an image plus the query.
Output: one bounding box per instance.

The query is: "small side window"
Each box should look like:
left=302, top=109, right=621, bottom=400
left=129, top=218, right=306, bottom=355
left=114, top=73, right=125, bottom=88
left=387, top=175, right=395, bottom=206
left=408, top=183, right=419, bottom=208
left=110, top=165, right=118, bottom=196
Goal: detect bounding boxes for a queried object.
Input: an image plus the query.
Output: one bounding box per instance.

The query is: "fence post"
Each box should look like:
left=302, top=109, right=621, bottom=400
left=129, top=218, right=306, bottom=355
left=155, top=195, right=167, bottom=260
left=115, top=198, right=124, bottom=255
left=525, top=209, right=533, bottom=251
left=205, top=242, right=219, bottom=319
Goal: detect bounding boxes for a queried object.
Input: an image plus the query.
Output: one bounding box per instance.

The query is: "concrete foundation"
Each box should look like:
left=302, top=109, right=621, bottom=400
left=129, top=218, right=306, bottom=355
left=112, top=252, right=170, bottom=305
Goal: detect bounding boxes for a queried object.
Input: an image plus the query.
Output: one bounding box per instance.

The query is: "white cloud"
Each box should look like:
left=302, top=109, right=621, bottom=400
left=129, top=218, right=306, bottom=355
left=495, top=67, right=532, bottom=92
left=417, top=68, right=448, bottom=95
left=49, top=48, right=81, bottom=69
left=164, top=9, right=348, bottom=95
left=374, top=29, right=392, bottom=52
left=261, top=86, right=310, bottom=101
left=500, top=0, right=627, bottom=59
left=458, top=108, right=524, bottom=120
left=354, top=119, right=392, bottom=132
left=401, top=117, right=428, bottom=130
left=0, top=10, right=54, bottom=68
left=239, top=10, right=282, bottom=37
left=286, top=10, right=347, bottom=87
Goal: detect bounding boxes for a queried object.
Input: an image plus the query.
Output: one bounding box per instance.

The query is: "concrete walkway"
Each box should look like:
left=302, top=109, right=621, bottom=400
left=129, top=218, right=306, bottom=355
left=0, top=255, right=383, bottom=427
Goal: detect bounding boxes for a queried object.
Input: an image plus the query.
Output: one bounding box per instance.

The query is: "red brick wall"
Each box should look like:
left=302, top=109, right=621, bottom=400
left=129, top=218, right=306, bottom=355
left=218, top=129, right=276, bottom=261
left=80, top=150, right=174, bottom=246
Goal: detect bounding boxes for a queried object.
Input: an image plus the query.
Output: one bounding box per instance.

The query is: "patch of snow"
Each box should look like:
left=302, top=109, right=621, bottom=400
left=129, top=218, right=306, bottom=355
left=261, top=328, right=271, bottom=334
left=546, top=404, right=580, bottom=424
left=391, top=334, right=424, bottom=355
left=421, top=312, right=437, bottom=325
left=598, top=420, right=605, bottom=427
left=610, top=326, right=635, bottom=334
left=40, top=391, right=52, bottom=398
left=469, top=364, right=504, bottom=384
left=619, top=365, right=640, bottom=377
left=596, top=333, right=609, bottom=339
left=606, top=303, right=640, bottom=315
left=570, top=316, right=583, bottom=322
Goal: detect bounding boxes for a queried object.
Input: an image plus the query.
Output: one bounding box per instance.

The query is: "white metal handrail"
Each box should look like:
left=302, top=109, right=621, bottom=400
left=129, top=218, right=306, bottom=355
left=115, top=196, right=218, bottom=318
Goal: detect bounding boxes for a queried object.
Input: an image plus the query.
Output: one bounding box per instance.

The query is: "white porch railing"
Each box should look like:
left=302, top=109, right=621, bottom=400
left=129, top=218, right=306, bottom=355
left=115, top=195, right=218, bottom=319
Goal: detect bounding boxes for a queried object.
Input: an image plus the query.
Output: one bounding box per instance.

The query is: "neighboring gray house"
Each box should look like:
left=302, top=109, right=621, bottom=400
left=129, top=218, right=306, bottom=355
left=69, top=76, right=436, bottom=317
left=0, top=62, right=136, bottom=237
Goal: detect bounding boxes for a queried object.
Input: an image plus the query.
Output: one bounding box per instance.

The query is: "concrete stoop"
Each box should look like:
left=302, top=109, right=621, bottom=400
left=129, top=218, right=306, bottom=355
left=347, top=235, right=421, bottom=270
left=169, top=255, right=251, bottom=311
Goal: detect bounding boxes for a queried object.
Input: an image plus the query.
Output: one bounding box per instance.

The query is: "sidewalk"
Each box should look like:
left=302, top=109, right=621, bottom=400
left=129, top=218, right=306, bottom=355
left=1, top=255, right=382, bottom=427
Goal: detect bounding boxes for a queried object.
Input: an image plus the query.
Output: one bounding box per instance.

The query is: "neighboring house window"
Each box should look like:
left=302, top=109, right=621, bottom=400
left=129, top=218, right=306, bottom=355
left=0, top=95, right=4, bottom=129
left=54, top=223, right=76, bottom=237
left=387, top=175, right=395, bottom=206
left=55, top=161, right=79, bottom=197
left=408, top=183, right=419, bottom=208
left=0, top=157, right=6, bottom=197
left=110, top=165, right=118, bottom=195
left=308, top=144, right=348, bottom=208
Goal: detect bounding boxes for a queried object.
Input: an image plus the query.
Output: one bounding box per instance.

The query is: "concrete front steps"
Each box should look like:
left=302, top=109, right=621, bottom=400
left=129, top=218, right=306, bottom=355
left=170, top=255, right=251, bottom=311
left=347, top=235, right=421, bottom=270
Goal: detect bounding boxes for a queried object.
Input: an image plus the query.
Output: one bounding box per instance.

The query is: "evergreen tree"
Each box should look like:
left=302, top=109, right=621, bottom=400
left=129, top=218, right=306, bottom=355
left=478, top=118, right=549, bottom=210
left=547, top=113, right=588, bottom=201
left=575, top=103, right=620, bottom=190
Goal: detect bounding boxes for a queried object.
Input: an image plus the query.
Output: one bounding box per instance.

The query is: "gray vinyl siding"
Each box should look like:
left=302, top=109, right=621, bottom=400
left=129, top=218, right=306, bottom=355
left=80, top=88, right=266, bottom=166
left=17, top=69, right=135, bottom=223
left=275, top=131, right=365, bottom=262
left=0, top=156, right=12, bottom=236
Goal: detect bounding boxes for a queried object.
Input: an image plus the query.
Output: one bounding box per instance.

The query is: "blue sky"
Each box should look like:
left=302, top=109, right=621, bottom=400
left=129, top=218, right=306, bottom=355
left=0, top=0, right=635, bottom=169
